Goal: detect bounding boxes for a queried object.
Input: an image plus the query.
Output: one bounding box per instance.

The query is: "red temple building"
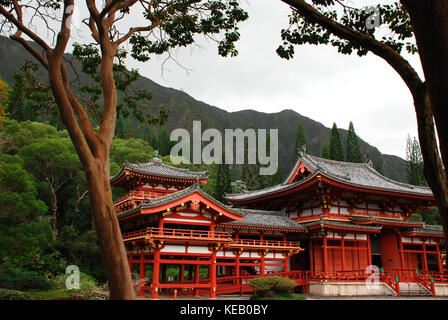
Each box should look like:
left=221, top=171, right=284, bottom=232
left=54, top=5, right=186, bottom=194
left=112, top=151, right=448, bottom=297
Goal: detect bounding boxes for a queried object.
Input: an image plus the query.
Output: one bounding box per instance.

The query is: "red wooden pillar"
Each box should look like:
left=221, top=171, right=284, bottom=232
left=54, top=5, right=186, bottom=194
left=210, top=250, right=217, bottom=298
left=261, top=254, right=265, bottom=275
left=180, top=264, right=185, bottom=282
left=284, top=254, right=289, bottom=272
left=341, top=237, right=346, bottom=271
left=436, top=242, right=443, bottom=273
left=309, top=239, right=314, bottom=273
left=398, top=232, right=405, bottom=269
left=129, top=256, right=134, bottom=274
left=193, top=263, right=200, bottom=297
left=367, top=234, right=372, bottom=266
left=158, top=216, right=164, bottom=232
left=152, top=248, right=161, bottom=299
left=323, top=234, right=328, bottom=274
left=235, top=254, right=240, bottom=277
left=422, top=241, right=428, bottom=272
left=138, top=259, right=146, bottom=296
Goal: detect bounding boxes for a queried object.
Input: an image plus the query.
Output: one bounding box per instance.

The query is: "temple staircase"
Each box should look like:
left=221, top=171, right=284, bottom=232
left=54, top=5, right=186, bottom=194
left=399, top=282, right=433, bottom=297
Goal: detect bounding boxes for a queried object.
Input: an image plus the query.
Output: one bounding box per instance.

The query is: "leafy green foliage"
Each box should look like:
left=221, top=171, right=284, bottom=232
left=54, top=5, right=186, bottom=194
left=0, top=288, right=32, bottom=300
left=52, top=272, right=100, bottom=299
left=0, top=75, right=9, bottom=127
left=7, top=61, right=57, bottom=126
left=277, top=1, right=417, bottom=60
left=248, top=276, right=296, bottom=295
left=0, top=270, right=53, bottom=291
left=0, top=153, right=47, bottom=225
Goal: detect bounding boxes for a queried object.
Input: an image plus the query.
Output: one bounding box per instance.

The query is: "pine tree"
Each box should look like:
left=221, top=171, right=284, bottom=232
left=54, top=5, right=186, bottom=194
left=321, top=143, right=330, bottom=159
left=241, top=125, right=261, bottom=190
left=406, top=135, right=426, bottom=186
left=158, top=128, right=172, bottom=156
left=329, top=123, right=344, bottom=161
left=345, top=121, right=364, bottom=163
left=294, top=122, right=307, bottom=159
left=143, top=125, right=152, bottom=144
left=150, top=133, right=159, bottom=151
left=115, top=115, right=125, bottom=138
left=215, top=152, right=231, bottom=202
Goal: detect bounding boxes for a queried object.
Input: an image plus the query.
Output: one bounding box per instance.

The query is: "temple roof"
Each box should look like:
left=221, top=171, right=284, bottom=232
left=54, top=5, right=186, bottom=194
left=225, top=151, right=433, bottom=202
left=220, top=209, right=306, bottom=231
left=110, top=152, right=208, bottom=185
left=401, top=225, right=444, bottom=236
left=116, top=182, right=241, bottom=219
left=350, top=215, right=425, bottom=228
left=302, top=218, right=383, bottom=232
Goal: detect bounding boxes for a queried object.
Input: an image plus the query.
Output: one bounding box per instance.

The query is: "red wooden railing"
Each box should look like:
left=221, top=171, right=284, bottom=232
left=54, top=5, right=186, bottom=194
left=123, top=228, right=304, bottom=248
left=229, top=239, right=302, bottom=249
left=122, top=227, right=232, bottom=242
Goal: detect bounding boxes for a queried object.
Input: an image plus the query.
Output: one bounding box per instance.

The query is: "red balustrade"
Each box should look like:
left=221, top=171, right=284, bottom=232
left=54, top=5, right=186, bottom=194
left=122, top=227, right=232, bottom=242
left=229, top=239, right=302, bottom=249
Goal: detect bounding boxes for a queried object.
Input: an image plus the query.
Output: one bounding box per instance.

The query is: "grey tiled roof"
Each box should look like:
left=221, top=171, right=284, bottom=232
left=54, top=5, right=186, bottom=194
left=350, top=216, right=424, bottom=227
left=110, top=156, right=208, bottom=183
left=298, top=152, right=432, bottom=196
left=221, top=209, right=306, bottom=231
left=225, top=152, right=433, bottom=201
left=302, top=219, right=383, bottom=232
left=117, top=182, right=242, bottom=219
left=401, top=225, right=444, bottom=235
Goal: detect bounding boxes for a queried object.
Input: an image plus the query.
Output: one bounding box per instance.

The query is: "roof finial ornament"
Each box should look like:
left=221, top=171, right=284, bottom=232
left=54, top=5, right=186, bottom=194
left=151, top=150, right=162, bottom=164
left=300, top=144, right=307, bottom=154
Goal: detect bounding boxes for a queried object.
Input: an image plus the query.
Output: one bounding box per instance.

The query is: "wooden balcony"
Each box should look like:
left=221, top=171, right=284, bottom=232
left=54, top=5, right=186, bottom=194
left=122, top=228, right=303, bottom=250
left=227, top=239, right=302, bottom=250
left=115, top=190, right=155, bottom=206
left=122, top=227, right=233, bottom=243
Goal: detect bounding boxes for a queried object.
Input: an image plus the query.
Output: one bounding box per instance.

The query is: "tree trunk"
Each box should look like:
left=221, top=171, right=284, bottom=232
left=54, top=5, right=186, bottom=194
left=85, top=158, right=135, bottom=300
left=401, top=0, right=448, bottom=168
left=401, top=0, right=448, bottom=251
left=50, top=187, right=57, bottom=240
left=46, top=50, right=135, bottom=299
left=413, top=85, right=448, bottom=253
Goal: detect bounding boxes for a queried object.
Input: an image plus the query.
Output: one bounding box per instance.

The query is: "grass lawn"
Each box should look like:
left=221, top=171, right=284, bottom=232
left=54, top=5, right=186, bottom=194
left=250, top=293, right=307, bottom=300
left=28, top=289, right=73, bottom=300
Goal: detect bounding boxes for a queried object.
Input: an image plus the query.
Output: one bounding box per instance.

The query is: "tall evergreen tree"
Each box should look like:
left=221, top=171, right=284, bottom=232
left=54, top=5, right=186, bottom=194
left=345, top=121, right=364, bottom=163
left=215, top=152, right=231, bottom=202
left=158, top=128, right=172, bottom=156
left=321, top=143, right=330, bottom=159
left=329, top=123, right=344, bottom=161
left=294, top=122, right=307, bottom=159
left=241, top=125, right=262, bottom=191
left=406, top=135, right=426, bottom=186
left=150, top=132, right=159, bottom=151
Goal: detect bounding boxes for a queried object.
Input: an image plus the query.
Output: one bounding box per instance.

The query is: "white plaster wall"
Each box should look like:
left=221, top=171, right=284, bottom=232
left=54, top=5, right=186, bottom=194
left=308, top=282, right=396, bottom=296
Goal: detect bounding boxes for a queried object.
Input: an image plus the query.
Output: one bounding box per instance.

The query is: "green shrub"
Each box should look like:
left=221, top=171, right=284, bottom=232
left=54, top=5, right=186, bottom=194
left=0, top=271, right=53, bottom=291
left=0, top=288, right=32, bottom=300
left=248, top=276, right=296, bottom=296
left=52, top=272, right=100, bottom=299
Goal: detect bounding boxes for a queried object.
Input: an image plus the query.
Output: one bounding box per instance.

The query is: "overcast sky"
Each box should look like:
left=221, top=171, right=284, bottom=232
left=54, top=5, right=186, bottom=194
left=53, top=0, right=423, bottom=160
left=116, top=0, right=423, bottom=160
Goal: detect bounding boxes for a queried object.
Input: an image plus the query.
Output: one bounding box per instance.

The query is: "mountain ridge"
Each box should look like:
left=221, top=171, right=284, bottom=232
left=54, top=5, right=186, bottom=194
left=0, top=35, right=408, bottom=182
